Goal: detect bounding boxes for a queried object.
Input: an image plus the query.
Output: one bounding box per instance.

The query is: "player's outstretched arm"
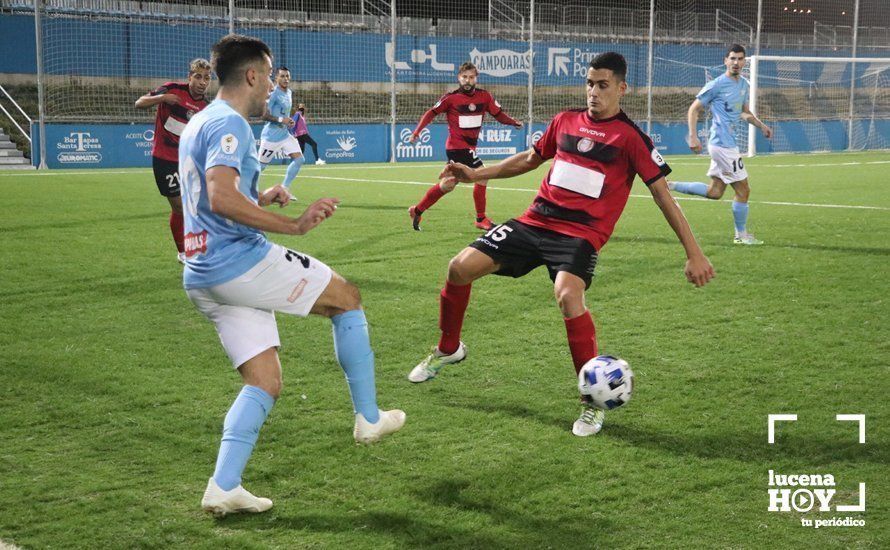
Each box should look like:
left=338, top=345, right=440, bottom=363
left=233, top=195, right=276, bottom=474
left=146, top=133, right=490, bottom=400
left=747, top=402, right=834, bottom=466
left=686, top=99, right=704, bottom=153
left=440, top=148, right=544, bottom=184
left=409, top=109, right=438, bottom=143
left=207, top=166, right=337, bottom=235
left=134, top=93, right=177, bottom=109
left=742, top=104, right=772, bottom=138
left=648, top=177, right=715, bottom=287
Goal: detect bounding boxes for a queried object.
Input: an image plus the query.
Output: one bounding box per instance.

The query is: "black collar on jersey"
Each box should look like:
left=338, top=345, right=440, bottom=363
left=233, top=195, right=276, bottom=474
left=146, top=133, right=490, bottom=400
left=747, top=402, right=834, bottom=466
left=585, top=109, right=623, bottom=124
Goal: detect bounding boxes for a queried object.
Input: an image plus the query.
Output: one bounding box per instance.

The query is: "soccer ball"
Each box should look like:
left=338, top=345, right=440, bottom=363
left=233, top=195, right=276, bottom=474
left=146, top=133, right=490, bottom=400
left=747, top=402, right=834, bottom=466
left=578, top=355, right=634, bottom=410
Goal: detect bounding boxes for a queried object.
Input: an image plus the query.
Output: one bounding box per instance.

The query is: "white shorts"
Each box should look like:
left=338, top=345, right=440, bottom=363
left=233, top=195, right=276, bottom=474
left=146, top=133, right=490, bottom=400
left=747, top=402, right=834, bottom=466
left=706, top=145, right=748, bottom=184
left=186, top=244, right=333, bottom=368
left=259, top=134, right=303, bottom=164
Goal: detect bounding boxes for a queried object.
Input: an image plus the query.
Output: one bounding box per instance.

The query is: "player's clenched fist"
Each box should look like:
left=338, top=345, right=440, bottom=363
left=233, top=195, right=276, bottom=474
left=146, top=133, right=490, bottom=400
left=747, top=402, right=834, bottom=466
left=684, top=254, right=715, bottom=287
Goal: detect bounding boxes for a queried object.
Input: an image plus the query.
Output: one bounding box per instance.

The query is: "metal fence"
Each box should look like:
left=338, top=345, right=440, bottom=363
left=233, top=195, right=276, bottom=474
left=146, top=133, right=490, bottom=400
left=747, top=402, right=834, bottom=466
left=0, top=0, right=887, bottom=165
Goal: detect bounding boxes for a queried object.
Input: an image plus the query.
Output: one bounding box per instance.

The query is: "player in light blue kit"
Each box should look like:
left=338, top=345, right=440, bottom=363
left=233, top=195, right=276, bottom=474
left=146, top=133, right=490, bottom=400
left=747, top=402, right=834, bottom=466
left=179, top=35, right=405, bottom=517
left=669, top=44, right=772, bottom=245
left=259, top=65, right=305, bottom=193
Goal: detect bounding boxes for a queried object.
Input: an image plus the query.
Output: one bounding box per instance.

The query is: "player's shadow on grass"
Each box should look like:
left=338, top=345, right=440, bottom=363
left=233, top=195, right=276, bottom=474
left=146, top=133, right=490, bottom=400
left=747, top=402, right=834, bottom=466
left=442, top=397, right=886, bottom=465
left=441, top=398, right=568, bottom=432
left=411, top=478, right=610, bottom=548
left=611, top=235, right=890, bottom=256
left=220, top=509, right=510, bottom=549
left=604, top=421, right=887, bottom=465
left=219, top=479, right=605, bottom=549
left=0, top=212, right=160, bottom=233
left=338, top=203, right=408, bottom=212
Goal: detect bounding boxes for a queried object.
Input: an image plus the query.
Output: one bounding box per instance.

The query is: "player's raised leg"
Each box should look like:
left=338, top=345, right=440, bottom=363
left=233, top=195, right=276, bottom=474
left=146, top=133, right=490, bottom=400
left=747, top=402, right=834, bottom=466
left=409, top=178, right=455, bottom=231
left=552, top=271, right=604, bottom=437
left=310, top=271, right=406, bottom=442
left=408, top=247, right=499, bottom=382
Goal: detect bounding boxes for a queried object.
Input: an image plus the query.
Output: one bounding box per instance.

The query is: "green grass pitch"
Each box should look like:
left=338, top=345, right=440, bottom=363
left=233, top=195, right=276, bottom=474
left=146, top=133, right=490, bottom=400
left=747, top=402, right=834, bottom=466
left=0, top=152, right=887, bottom=548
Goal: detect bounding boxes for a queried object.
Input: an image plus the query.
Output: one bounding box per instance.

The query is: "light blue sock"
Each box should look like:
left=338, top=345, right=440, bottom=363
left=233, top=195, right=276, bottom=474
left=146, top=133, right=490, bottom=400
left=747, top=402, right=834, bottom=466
left=282, top=156, right=305, bottom=189
left=672, top=181, right=709, bottom=197
left=259, top=162, right=270, bottom=173
left=332, top=309, right=380, bottom=423
left=732, top=200, right=749, bottom=235
left=213, top=385, right=275, bottom=491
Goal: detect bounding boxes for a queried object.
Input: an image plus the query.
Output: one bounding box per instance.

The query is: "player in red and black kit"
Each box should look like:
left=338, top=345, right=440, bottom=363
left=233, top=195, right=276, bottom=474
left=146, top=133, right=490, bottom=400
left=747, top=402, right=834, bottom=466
left=407, top=52, right=715, bottom=437
left=135, top=58, right=211, bottom=263
left=407, top=62, right=522, bottom=231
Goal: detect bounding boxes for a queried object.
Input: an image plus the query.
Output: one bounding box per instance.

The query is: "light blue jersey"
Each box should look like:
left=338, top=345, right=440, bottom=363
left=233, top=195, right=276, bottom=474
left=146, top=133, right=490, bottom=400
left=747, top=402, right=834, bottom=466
left=697, top=73, right=749, bottom=149
left=260, top=86, right=293, bottom=143
left=179, top=99, right=272, bottom=289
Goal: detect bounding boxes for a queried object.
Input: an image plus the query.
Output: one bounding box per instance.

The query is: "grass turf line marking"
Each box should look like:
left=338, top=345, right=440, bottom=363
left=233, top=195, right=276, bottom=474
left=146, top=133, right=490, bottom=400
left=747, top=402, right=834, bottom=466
left=2, top=157, right=890, bottom=178
left=301, top=174, right=890, bottom=211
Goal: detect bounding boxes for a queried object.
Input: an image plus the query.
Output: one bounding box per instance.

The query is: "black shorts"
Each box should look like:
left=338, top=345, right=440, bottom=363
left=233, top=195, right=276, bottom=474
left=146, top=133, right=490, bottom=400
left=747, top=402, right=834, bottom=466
left=446, top=148, right=483, bottom=169
left=469, top=219, right=599, bottom=289
left=152, top=157, right=180, bottom=197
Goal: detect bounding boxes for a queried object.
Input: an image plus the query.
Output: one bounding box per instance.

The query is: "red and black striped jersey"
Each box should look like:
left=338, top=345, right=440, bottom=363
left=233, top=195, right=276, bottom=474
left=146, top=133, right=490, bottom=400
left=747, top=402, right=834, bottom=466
left=417, top=88, right=519, bottom=150
left=148, top=82, right=208, bottom=162
left=517, top=108, right=671, bottom=250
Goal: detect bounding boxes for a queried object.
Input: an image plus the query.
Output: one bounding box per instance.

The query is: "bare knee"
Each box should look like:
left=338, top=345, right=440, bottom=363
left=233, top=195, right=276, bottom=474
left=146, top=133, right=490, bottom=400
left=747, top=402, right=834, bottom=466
left=256, top=378, right=282, bottom=400
left=340, top=281, right=362, bottom=311
left=238, top=349, right=283, bottom=399
left=310, top=274, right=363, bottom=318
left=733, top=182, right=751, bottom=202
left=555, top=285, right=586, bottom=318
left=439, top=181, right=456, bottom=193
left=447, top=256, right=474, bottom=285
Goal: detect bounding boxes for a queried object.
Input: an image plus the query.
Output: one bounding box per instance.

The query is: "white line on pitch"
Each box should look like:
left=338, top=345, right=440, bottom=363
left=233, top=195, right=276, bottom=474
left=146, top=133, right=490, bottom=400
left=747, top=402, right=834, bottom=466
left=2, top=156, right=890, bottom=177
left=301, top=174, right=890, bottom=211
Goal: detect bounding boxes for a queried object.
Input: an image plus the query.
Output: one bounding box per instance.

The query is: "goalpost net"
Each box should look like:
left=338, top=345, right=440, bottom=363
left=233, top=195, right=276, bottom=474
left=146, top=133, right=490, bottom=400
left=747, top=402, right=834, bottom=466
left=748, top=55, right=890, bottom=156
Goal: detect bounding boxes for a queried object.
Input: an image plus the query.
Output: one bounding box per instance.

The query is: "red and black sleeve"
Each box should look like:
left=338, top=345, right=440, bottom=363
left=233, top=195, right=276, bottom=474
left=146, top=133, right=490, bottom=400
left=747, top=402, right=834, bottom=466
left=533, top=114, right=561, bottom=160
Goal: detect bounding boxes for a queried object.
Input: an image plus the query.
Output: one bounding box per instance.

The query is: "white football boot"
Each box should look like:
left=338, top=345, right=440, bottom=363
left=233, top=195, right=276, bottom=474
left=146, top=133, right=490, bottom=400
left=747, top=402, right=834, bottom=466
left=407, top=342, right=467, bottom=383
left=201, top=477, right=273, bottom=517
left=572, top=402, right=605, bottom=437
left=353, top=409, right=407, bottom=444
left=315, top=159, right=326, bottom=165
left=733, top=232, right=763, bottom=245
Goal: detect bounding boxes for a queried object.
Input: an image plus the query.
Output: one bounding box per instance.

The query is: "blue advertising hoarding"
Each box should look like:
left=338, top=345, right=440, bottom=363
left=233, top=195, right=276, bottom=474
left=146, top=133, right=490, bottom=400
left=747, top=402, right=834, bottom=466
left=30, top=118, right=889, bottom=169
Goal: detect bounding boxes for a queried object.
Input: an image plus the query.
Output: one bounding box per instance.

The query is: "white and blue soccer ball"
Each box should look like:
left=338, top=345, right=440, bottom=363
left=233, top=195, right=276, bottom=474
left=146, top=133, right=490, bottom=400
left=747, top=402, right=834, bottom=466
left=578, top=355, right=634, bottom=410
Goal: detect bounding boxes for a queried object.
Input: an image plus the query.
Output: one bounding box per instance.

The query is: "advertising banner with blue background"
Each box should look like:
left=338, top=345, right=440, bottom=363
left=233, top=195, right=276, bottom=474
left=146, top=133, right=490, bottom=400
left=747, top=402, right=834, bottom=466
left=3, top=14, right=886, bottom=86
left=32, top=119, right=887, bottom=169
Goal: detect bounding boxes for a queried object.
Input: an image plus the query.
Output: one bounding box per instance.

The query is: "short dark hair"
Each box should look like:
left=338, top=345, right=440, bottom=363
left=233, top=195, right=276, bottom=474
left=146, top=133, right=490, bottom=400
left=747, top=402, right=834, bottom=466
left=726, top=44, right=746, bottom=57
left=458, top=62, right=478, bottom=74
left=211, top=34, right=272, bottom=86
left=589, top=52, right=627, bottom=82
left=277, top=65, right=290, bottom=75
